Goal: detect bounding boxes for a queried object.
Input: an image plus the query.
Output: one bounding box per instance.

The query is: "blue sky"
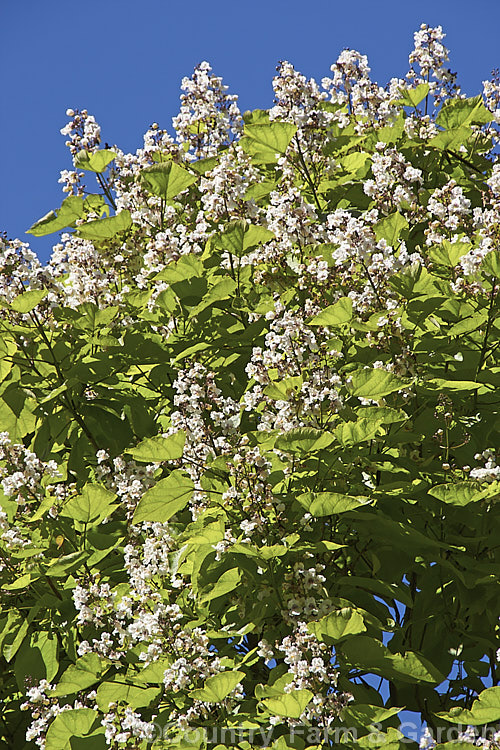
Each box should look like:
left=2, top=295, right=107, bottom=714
left=2, top=0, right=499, bottom=264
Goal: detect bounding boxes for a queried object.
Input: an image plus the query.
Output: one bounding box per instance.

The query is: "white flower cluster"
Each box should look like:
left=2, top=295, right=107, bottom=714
left=168, top=362, right=241, bottom=497
left=266, top=184, right=319, bottom=251
left=200, top=144, right=261, bottom=221
left=487, top=163, right=500, bottom=195
left=244, top=304, right=344, bottom=432
left=419, top=724, right=500, bottom=750
left=60, top=108, right=101, bottom=156
left=21, top=680, right=95, bottom=750
left=0, top=509, right=29, bottom=552
left=322, top=49, right=398, bottom=129
left=407, top=24, right=458, bottom=103
left=95, top=452, right=157, bottom=515
left=282, top=561, right=332, bottom=622
left=48, top=233, right=123, bottom=308
left=363, top=143, right=423, bottom=211
left=172, top=61, right=242, bottom=161
left=470, top=450, right=500, bottom=483
left=267, top=622, right=350, bottom=728
left=101, top=706, right=157, bottom=745
left=0, top=432, right=60, bottom=505
left=0, top=237, right=45, bottom=305
left=324, top=208, right=422, bottom=312
left=270, top=61, right=330, bottom=131
left=482, top=70, right=500, bottom=127
left=426, top=180, right=472, bottom=245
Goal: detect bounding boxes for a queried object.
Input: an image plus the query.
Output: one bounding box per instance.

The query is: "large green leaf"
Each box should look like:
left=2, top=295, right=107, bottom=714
left=191, top=278, right=237, bottom=316
left=52, top=654, right=104, bottom=696
left=213, top=220, right=274, bottom=257
left=349, top=369, right=409, bottom=399
left=342, top=704, right=403, bottom=726
left=27, top=196, right=84, bottom=236
left=199, top=567, right=242, bottom=603
left=74, top=149, right=116, bottom=173
left=436, top=687, right=500, bottom=726
left=14, top=631, right=59, bottom=688
left=274, top=428, right=334, bottom=453
left=308, top=297, right=353, bottom=327
left=43, top=550, right=87, bottom=577
left=436, top=95, right=492, bottom=129
left=95, top=682, right=160, bottom=710
left=374, top=212, right=409, bottom=245
left=132, top=470, right=194, bottom=523
left=398, top=83, right=430, bottom=107
left=125, top=431, right=185, bottom=463
left=240, top=122, right=297, bottom=163
left=333, top=417, right=385, bottom=447
left=263, top=690, right=313, bottom=718
left=0, top=388, right=37, bottom=441
left=428, top=481, right=489, bottom=506
left=45, top=709, right=99, bottom=750
left=482, top=249, right=500, bottom=277
left=429, top=126, right=472, bottom=150
left=76, top=210, right=132, bottom=240
left=308, top=607, right=366, bottom=642
left=2, top=611, right=29, bottom=662
left=10, top=289, right=48, bottom=313
left=140, top=161, right=198, bottom=199
left=190, top=670, right=245, bottom=702
left=298, top=491, right=370, bottom=516
left=60, top=484, right=117, bottom=524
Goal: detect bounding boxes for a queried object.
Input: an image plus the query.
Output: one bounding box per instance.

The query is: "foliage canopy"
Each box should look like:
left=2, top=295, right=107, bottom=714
left=1, top=23, right=500, bottom=750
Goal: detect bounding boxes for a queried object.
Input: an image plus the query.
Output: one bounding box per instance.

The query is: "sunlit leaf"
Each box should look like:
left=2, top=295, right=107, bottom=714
left=132, top=470, right=194, bottom=523
left=76, top=210, right=132, bottom=240
left=27, top=196, right=84, bottom=236
left=140, top=160, right=198, bottom=199
left=74, top=149, right=116, bottom=173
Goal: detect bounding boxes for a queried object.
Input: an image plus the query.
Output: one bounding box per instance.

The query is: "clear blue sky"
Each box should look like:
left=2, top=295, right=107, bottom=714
left=2, top=0, right=499, bottom=263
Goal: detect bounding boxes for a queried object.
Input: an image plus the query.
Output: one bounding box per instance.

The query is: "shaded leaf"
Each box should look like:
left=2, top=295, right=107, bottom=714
left=45, top=709, right=98, bottom=750
left=341, top=636, right=444, bottom=684
left=199, top=567, right=242, bottom=603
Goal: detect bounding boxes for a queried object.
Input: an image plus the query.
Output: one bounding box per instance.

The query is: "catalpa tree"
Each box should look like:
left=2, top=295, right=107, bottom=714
left=1, top=23, right=500, bottom=750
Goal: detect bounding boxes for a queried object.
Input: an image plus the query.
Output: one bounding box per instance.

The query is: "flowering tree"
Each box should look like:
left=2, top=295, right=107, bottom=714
left=1, top=24, right=500, bottom=750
